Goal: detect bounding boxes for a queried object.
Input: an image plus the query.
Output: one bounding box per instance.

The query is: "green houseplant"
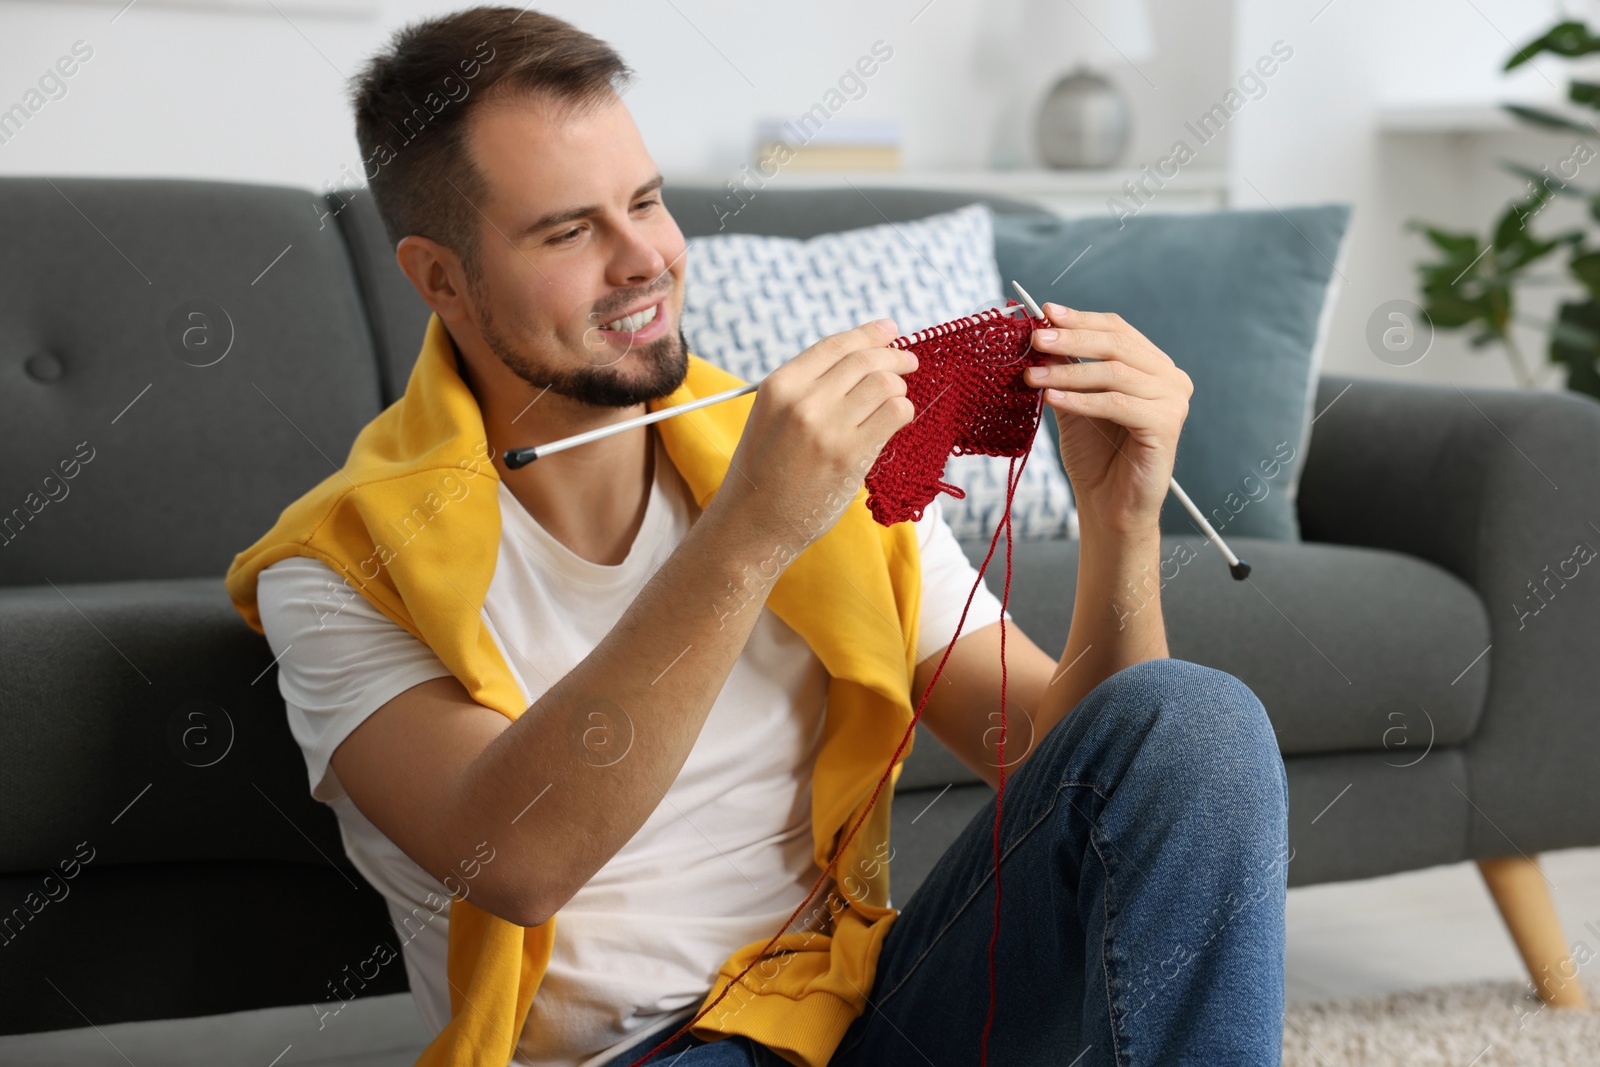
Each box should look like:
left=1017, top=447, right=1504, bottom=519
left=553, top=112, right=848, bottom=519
left=1413, top=20, right=1600, bottom=400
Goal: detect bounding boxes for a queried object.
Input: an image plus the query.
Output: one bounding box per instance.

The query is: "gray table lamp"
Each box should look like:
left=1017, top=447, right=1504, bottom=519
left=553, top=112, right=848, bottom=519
left=1024, top=0, right=1154, bottom=169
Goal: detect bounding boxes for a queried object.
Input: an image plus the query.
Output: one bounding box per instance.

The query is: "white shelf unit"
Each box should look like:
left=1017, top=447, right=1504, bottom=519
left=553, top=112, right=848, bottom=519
left=666, top=167, right=1231, bottom=219
left=1377, top=101, right=1600, bottom=134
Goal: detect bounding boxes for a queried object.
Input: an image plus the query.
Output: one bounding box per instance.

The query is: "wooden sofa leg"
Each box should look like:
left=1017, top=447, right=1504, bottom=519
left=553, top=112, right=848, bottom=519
left=1476, top=855, right=1590, bottom=1008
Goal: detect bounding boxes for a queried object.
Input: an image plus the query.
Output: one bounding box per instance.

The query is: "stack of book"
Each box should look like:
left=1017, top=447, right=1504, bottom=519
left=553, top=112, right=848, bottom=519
left=754, top=117, right=902, bottom=171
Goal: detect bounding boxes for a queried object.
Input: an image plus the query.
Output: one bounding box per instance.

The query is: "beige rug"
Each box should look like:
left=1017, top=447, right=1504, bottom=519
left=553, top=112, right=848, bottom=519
left=1282, top=976, right=1600, bottom=1066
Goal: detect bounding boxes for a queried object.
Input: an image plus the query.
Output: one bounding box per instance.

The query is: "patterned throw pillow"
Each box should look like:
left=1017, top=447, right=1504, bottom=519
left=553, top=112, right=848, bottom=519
left=681, top=203, right=1075, bottom=541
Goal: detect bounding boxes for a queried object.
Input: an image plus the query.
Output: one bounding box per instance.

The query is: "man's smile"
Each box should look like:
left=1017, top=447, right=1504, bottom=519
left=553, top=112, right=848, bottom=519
left=595, top=297, right=669, bottom=344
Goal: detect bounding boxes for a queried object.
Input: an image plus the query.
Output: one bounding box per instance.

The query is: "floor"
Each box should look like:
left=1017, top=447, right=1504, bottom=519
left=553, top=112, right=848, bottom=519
left=4, top=847, right=1597, bottom=1066
left=1284, top=846, right=1600, bottom=1008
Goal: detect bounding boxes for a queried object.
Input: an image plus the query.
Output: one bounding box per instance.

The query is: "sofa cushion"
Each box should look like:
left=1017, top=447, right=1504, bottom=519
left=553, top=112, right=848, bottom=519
left=993, top=206, right=1351, bottom=541
left=889, top=782, right=992, bottom=905
left=932, top=535, right=1491, bottom=760
left=0, top=178, right=384, bottom=586
left=890, top=748, right=1478, bottom=902
left=0, top=861, right=404, bottom=1034
left=0, top=577, right=343, bottom=872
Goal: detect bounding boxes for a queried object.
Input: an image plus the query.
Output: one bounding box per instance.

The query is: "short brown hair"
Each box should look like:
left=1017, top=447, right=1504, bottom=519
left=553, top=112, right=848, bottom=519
left=349, top=6, right=632, bottom=279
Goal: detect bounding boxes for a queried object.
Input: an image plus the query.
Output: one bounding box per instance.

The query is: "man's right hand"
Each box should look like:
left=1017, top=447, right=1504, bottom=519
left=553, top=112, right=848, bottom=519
left=709, top=319, right=918, bottom=555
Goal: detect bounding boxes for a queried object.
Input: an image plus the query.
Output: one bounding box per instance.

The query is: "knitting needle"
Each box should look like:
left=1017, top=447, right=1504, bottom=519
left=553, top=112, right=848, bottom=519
left=500, top=382, right=759, bottom=469
left=1010, top=280, right=1251, bottom=581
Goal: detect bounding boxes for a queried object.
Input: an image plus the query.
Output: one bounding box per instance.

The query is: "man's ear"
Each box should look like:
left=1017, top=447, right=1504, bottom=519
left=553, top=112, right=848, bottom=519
left=396, top=234, right=471, bottom=324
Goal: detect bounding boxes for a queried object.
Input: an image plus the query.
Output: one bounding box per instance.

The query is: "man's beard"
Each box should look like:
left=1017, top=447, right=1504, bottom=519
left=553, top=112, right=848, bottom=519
left=475, top=279, right=690, bottom=409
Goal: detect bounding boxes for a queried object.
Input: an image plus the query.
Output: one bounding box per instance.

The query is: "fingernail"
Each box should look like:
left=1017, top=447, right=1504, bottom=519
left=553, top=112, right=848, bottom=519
left=1036, top=328, right=1058, bottom=342
left=875, top=318, right=897, bottom=333
left=1026, top=366, right=1048, bottom=381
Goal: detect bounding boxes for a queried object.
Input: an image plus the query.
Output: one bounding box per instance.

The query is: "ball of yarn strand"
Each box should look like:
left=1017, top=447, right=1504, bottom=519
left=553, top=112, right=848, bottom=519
left=865, top=303, right=1053, bottom=527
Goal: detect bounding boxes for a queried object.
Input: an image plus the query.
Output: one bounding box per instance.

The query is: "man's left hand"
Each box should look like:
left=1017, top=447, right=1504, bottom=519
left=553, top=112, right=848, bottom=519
left=1022, top=302, right=1192, bottom=536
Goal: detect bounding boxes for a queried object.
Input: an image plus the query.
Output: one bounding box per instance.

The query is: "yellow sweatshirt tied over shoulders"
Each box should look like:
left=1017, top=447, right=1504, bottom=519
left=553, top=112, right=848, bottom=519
left=225, top=313, right=923, bottom=1067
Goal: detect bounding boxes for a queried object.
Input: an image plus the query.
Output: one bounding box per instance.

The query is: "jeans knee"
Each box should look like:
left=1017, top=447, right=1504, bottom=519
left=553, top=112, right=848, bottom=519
left=1103, top=659, right=1285, bottom=817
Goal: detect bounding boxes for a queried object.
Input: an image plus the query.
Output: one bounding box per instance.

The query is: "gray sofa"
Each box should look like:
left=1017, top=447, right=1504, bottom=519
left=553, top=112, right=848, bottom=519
left=3, top=176, right=1597, bottom=1037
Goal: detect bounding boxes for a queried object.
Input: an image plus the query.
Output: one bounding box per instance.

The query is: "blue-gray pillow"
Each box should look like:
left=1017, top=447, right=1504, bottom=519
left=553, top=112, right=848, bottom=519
left=992, top=205, right=1350, bottom=541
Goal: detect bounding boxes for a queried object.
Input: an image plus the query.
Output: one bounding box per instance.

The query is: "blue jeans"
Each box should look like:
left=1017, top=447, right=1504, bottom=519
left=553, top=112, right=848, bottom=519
left=604, top=658, right=1289, bottom=1067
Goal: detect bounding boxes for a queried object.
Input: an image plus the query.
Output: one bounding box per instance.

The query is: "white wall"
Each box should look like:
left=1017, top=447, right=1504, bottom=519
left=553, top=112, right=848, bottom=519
left=1231, top=0, right=1586, bottom=390
left=0, top=0, right=1231, bottom=183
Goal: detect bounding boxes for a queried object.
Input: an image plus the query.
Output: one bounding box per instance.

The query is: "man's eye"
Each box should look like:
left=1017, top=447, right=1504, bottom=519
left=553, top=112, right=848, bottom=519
left=634, top=198, right=659, bottom=211
left=549, top=226, right=584, bottom=245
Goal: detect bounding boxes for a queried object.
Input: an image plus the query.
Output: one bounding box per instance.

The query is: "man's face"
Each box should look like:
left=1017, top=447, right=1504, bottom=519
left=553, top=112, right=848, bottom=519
left=460, top=90, right=689, bottom=409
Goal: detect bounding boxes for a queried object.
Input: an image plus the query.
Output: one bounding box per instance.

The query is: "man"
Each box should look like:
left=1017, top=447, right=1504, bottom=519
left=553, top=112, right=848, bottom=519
left=226, top=6, right=1288, bottom=1066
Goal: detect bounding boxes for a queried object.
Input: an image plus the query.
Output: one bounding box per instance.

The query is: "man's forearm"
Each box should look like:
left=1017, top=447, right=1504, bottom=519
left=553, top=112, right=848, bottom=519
left=1035, top=514, right=1170, bottom=736
left=451, top=504, right=786, bottom=926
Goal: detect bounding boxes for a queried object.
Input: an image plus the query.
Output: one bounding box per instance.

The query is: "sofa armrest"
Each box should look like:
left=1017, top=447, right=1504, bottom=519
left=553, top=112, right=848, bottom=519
left=1297, top=374, right=1600, bottom=855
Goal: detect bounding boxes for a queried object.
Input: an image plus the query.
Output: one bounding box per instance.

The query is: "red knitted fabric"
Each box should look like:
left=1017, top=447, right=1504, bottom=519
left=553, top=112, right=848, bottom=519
left=627, top=303, right=1048, bottom=1067
left=865, top=302, right=1053, bottom=525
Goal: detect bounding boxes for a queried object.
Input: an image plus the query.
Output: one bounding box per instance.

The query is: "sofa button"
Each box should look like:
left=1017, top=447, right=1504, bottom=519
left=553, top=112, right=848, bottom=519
left=24, top=352, right=64, bottom=382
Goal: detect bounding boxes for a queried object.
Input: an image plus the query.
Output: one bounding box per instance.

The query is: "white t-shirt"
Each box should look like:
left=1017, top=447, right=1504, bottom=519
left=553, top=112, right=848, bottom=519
left=255, top=429, right=1009, bottom=1067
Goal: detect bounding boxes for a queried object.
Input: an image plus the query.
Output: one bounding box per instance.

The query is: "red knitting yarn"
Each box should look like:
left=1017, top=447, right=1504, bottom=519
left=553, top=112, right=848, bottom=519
left=625, top=303, right=1048, bottom=1067
left=864, top=302, right=1053, bottom=526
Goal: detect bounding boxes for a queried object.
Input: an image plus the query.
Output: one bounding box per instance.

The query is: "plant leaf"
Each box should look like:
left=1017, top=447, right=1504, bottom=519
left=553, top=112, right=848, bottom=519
left=1572, top=251, right=1600, bottom=299
left=1414, top=223, right=1479, bottom=261
left=1420, top=293, right=1485, bottom=328
left=1504, top=103, right=1598, bottom=133
left=1494, top=204, right=1526, bottom=250
left=1506, top=20, right=1600, bottom=70
left=1548, top=317, right=1600, bottom=348
left=1571, top=79, right=1600, bottom=107
left=1492, top=194, right=1561, bottom=269
left=1550, top=299, right=1600, bottom=400
left=1501, top=160, right=1586, bottom=199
